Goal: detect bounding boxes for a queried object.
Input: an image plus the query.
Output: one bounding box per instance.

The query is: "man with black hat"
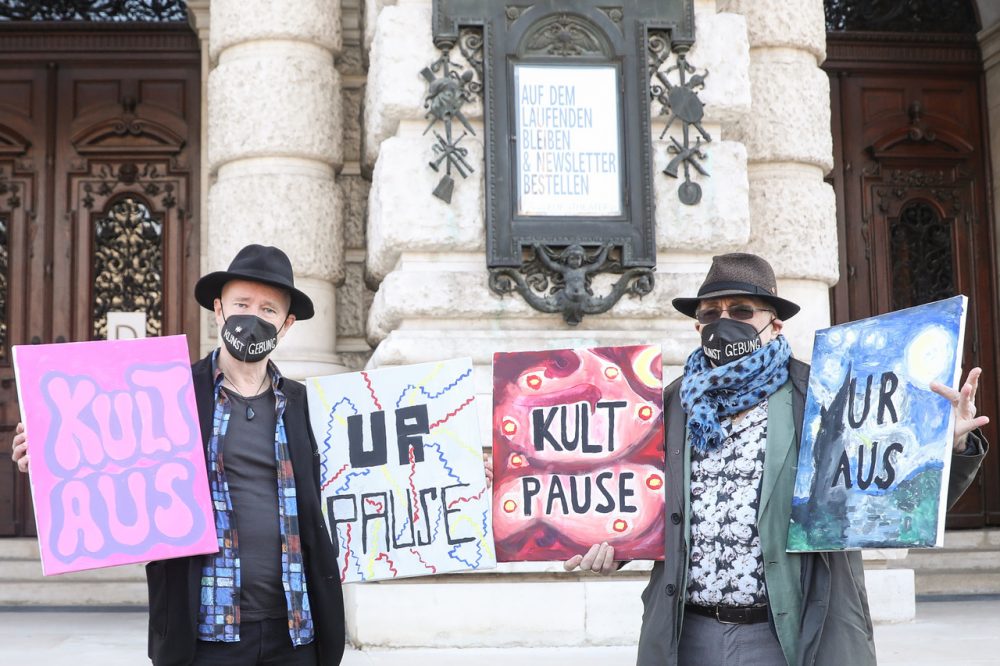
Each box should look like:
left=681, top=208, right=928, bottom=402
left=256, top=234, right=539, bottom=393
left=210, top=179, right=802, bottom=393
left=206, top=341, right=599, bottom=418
left=564, top=252, right=988, bottom=665
left=12, top=244, right=345, bottom=666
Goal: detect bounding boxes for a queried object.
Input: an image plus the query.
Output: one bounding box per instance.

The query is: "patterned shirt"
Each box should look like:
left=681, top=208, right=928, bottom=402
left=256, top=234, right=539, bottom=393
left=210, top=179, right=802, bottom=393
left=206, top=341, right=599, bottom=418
left=687, top=401, right=768, bottom=607
left=197, top=350, right=314, bottom=645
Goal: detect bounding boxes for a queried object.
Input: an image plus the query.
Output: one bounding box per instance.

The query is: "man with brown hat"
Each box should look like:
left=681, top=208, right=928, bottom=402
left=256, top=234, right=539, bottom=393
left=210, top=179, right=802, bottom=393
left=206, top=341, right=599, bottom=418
left=13, top=244, right=345, bottom=666
left=564, top=252, right=988, bottom=665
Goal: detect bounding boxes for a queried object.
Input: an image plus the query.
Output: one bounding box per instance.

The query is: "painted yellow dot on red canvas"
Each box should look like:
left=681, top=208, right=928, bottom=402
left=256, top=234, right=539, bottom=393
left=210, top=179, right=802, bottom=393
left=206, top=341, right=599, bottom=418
left=604, top=367, right=620, bottom=380
left=503, top=499, right=518, bottom=513
left=637, top=405, right=653, bottom=420
left=612, top=519, right=628, bottom=533
left=526, top=374, right=542, bottom=390
left=502, top=418, right=518, bottom=435
left=510, top=454, right=525, bottom=467
left=646, top=474, right=663, bottom=490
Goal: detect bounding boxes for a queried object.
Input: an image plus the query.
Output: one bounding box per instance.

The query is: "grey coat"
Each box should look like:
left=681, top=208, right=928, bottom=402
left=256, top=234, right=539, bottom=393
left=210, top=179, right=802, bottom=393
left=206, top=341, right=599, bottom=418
left=636, top=358, right=987, bottom=666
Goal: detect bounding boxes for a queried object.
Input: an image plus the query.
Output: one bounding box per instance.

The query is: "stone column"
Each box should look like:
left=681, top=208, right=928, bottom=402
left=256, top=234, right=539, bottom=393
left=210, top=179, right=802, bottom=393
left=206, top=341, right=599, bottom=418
left=206, top=0, right=346, bottom=378
left=358, top=0, right=755, bottom=648
left=717, top=0, right=836, bottom=361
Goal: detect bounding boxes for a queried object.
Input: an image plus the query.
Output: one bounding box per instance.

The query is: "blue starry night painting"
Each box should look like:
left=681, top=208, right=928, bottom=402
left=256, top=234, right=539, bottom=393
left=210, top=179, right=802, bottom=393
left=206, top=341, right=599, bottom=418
left=788, top=295, right=967, bottom=551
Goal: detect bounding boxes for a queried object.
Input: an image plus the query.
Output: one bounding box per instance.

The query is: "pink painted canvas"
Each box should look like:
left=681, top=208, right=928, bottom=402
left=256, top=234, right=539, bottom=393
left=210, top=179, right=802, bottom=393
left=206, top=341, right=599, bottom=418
left=492, top=345, right=665, bottom=561
left=13, top=335, right=217, bottom=575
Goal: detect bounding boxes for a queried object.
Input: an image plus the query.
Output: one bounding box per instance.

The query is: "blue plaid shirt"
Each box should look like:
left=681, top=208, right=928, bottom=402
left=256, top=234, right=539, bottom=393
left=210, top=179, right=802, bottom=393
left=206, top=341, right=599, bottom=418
left=198, top=349, right=314, bottom=645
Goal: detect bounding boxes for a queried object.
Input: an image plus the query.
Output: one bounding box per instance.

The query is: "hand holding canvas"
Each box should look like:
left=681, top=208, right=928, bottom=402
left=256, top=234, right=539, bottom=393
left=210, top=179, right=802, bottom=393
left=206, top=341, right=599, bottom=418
left=484, top=452, right=622, bottom=574
left=563, top=542, right=619, bottom=575
left=483, top=452, right=493, bottom=488
left=930, top=366, right=990, bottom=453
left=10, top=422, right=27, bottom=473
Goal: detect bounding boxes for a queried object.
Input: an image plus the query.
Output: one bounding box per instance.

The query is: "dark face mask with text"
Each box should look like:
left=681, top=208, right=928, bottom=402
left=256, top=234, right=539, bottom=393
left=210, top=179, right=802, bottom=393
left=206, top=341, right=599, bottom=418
left=700, top=317, right=773, bottom=366
left=220, top=312, right=280, bottom=363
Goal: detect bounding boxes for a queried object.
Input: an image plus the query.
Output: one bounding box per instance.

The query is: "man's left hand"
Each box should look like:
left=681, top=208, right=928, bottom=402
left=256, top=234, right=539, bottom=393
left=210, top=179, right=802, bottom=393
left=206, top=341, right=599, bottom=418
left=931, top=367, right=990, bottom=453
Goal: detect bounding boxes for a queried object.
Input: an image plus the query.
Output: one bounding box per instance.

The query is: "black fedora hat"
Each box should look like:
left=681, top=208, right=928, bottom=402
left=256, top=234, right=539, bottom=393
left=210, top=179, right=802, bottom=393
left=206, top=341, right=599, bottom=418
left=672, top=252, right=800, bottom=320
left=195, top=244, right=315, bottom=320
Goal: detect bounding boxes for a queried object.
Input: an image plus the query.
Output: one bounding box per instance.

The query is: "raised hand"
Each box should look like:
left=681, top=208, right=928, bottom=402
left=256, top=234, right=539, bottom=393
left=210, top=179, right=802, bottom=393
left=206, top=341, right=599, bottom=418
left=930, top=367, right=990, bottom=452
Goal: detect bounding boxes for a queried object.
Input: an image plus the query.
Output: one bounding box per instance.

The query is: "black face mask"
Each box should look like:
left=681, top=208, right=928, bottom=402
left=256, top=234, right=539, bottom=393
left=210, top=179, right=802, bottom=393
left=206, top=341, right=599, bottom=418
left=701, top=317, right=773, bottom=366
left=220, top=312, right=281, bottom=363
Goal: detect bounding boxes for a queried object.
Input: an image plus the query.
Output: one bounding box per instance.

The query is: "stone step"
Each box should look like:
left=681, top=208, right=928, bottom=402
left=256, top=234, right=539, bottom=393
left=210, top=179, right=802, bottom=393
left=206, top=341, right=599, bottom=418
left=941, top=529, right=1000, bottom=550
left=0, top=538, right=40, bottom=560
left=0, top=538, right=147, bottom=606
left=0, top=559, right=146, bottom=582
left=896, top=548, right=1000, bottom=572
left=915, top=569, right=1000, bottom=596
left=0, top=581, right=148, bottom=607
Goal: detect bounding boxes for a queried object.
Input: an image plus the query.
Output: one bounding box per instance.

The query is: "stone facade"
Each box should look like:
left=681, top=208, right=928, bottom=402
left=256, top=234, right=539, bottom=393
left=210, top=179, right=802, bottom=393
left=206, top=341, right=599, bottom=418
left=355, top=0, right=759, bottom=647
left=188, top=0, right=1000, bottom=651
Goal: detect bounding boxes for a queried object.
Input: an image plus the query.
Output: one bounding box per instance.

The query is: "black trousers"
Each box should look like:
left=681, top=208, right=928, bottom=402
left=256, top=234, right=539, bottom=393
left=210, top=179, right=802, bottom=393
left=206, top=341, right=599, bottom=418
left=191, top=618, right=318, bottom=666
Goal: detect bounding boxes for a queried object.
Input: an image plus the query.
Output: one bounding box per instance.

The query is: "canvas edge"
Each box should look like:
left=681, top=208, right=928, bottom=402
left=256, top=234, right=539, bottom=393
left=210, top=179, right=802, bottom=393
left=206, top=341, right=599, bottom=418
left=934, top=295, right=968, bottom=547
left=11, top=344, right=52, bottom=575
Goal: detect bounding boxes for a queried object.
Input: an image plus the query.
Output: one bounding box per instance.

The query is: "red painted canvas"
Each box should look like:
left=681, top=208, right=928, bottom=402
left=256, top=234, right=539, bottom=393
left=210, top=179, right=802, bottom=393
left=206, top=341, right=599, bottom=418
left=492, top=345, right=665, bottom=561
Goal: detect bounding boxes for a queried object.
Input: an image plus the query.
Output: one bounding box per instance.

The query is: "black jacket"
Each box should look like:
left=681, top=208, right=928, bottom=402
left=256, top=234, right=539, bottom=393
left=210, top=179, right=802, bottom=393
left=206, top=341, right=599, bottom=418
left=145, top=353, right=345, bottom=666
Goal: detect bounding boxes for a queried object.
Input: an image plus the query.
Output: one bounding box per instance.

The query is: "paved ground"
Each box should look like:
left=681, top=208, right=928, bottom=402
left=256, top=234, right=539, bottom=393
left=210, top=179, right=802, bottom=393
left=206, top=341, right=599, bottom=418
left=1, top=598, right=997, bottom=665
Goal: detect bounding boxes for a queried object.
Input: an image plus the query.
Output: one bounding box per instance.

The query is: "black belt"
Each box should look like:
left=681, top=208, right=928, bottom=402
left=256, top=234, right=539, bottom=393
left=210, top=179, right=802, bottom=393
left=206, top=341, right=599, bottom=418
left=685, top=603, right=769, bottom=625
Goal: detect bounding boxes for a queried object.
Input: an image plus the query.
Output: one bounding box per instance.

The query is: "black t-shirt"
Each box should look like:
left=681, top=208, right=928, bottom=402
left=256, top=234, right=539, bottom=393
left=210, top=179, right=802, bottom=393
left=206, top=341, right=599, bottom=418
left=221, top=387, right=286, bottom=621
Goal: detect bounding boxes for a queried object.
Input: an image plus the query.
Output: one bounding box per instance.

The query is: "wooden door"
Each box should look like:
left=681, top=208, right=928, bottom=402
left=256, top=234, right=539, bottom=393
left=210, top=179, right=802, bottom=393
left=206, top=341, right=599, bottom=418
left=827, top=36, right=1000, bottom=528
left=0, top=24, right=200, bottom=537
left=0, top=66, right=48, bottom=536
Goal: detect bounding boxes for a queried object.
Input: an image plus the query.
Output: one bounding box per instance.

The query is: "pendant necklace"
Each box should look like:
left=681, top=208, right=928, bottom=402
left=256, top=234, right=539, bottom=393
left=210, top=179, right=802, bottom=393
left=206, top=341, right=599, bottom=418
left=227, top=372, right=269, bottom=420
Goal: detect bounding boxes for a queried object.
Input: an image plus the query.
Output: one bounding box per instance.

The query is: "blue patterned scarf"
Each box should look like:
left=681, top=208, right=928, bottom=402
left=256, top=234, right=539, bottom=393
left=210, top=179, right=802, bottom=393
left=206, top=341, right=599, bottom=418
left=680, top=335, right=792, bottom=452
left=198, top=350, right=314, bottom=646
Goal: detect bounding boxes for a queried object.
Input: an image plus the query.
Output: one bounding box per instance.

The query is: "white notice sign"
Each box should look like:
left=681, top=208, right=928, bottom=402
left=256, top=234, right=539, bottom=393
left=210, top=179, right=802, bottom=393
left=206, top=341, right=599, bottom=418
left=106, top=311, right=147, bottom=339
left=515, top=65, right=622, bottom=217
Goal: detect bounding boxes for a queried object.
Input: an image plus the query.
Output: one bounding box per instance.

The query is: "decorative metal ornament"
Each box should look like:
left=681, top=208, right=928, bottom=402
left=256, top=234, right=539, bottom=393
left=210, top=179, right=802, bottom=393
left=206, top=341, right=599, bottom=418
left=0, top=0, right=188, bottom=22
left=824, top=0, right=979, bottom=33
left=890, top=201, right=955, bottom=310
left=524, top=14, right=604, bottom=56
left=489, top=244, right=654, bottom=326
left=0, top=166, right=21, bottom=211
left=650, top=38, right=711, bottom=206
left=92, top=196, right=164, bottom=340
left=420, top=29, right=483, bottom=203
left=80, top=160, right=182, bottom=340
left=431, top=0, right=696, bottom=324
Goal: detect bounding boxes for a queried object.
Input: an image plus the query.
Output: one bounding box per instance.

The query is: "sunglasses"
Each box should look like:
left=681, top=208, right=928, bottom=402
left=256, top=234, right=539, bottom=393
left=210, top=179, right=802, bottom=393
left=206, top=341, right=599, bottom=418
left=695, top=304, right=775, bottom=325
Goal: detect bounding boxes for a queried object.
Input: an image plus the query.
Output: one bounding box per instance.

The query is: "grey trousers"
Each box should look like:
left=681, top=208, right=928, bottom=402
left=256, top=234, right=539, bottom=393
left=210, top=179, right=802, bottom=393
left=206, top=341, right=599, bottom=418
left=678, top=612, right=788, bottom=666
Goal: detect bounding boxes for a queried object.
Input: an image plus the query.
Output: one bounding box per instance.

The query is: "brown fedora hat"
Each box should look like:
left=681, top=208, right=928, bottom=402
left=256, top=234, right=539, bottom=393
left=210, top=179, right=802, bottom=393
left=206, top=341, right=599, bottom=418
left=672, top=252, right=800, bottom=320
left=194, top=244, right=314, bottom=320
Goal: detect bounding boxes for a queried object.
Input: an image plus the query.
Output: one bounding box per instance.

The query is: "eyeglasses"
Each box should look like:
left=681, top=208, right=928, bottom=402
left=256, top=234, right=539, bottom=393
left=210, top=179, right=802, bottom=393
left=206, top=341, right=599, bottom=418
left=695, top=304, right=775, bottom=325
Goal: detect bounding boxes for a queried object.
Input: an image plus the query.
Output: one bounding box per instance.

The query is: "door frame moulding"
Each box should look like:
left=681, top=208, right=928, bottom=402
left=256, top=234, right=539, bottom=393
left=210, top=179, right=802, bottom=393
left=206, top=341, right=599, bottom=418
left=0, top=22, right=199, bottom=63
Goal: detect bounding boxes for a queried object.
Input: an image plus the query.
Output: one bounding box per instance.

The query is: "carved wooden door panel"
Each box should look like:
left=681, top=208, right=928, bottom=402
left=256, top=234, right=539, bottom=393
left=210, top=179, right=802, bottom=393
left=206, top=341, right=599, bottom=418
left=0, top=26, right=200, bottom=537
left=51, top=64, right=200, bottom=350
left=0, top=67, right=48, bottom=536
left=829, top=68, right=999, bottom=528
